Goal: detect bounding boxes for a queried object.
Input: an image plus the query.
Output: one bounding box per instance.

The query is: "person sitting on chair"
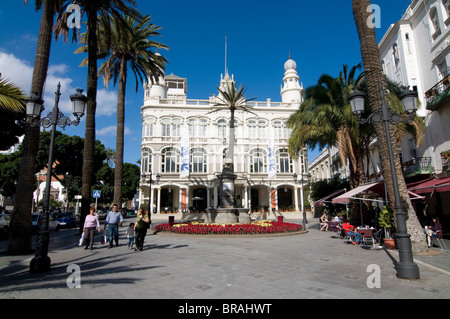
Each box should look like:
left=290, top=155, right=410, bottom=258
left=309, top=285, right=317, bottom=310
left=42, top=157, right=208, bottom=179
left=320, top=212, right=328, bottom=231
left=425, top=218, right=442, bottom=248
left=342, top=220, right=361, bottom=245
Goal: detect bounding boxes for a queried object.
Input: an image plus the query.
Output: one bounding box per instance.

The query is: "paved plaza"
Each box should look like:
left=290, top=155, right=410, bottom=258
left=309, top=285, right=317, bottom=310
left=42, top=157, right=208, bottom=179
left=0, top=217, right=449, bottom=300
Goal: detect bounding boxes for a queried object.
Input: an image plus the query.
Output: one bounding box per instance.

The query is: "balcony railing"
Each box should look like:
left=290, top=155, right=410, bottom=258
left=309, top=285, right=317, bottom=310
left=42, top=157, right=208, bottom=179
left=441, top=151, right=450, bottom=172
left=402, top=157, right=433, bottom=178
left=425, top=74, right=450, bottom=111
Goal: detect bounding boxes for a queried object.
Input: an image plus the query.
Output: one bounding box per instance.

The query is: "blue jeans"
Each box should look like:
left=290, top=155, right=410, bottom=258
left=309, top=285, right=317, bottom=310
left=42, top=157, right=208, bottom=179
left=127, top=237, right=134, bottom=248
left=347, top=231, right=361, bottom=244
left=108, top=224, right=119, bottom=246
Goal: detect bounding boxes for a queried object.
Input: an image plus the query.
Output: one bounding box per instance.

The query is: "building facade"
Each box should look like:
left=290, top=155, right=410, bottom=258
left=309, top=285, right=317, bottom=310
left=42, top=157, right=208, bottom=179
left=139, top=57, right=308, bottom=214
left=378, top=0, right=450, bottom=177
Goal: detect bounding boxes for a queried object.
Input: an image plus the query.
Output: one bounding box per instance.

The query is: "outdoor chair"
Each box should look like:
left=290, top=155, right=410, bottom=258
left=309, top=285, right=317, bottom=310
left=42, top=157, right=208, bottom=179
left=433, top=231, right=448, bottom=250
left=359, top=229, right=375, bottom=247
left=327, top=221, right=341, bottom=238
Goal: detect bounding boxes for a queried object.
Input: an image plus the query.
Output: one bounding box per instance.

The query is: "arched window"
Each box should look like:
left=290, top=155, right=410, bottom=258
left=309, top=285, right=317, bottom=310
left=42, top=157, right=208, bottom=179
left=141, top=148, right=152, bottom=174
left=161, top=147, right=180, bottom=173
left=258, top=120, right=267, bottom=138
left=217, top=119, right=227, bottom=138
left=188, top=118, right=208, bottom=137
left=250, top=148, right=267, bottom=173
left=190, top=148, right=207, bottom=173
left=392, top=43, right=400, bottom=68
left=430, top=7, right=441, bottom=40
left=444, top=0, right=450, bottom=20
left=248, top=120, right=257, bottom=138
left=273, top=121, right=282, bottom=139
left=143, top=118, right=155, bottom=137
left=276, top=149, right=293, bottom=173
left=161, top=117, right=181, bottom=137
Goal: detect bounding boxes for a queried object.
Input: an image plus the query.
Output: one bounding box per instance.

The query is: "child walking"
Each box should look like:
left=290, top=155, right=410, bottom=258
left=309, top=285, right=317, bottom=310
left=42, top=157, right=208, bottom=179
left=126, top=223, right=135, bottom=250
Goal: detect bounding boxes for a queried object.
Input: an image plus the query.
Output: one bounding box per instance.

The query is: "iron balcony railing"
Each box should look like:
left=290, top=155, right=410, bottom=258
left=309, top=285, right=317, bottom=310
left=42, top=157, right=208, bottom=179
left=402, top=157, right=433, bottom=178
left=425, top=74, right=450, bottom=111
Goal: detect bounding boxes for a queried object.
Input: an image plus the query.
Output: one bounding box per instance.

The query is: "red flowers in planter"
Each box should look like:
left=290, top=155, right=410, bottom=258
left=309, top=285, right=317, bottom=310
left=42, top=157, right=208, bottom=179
left=154, top=220, right=302, bottom=235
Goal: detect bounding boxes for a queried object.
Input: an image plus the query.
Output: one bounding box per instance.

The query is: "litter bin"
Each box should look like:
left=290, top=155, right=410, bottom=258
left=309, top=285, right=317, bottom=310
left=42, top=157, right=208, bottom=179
left=277, top=216, right=284, bottom=222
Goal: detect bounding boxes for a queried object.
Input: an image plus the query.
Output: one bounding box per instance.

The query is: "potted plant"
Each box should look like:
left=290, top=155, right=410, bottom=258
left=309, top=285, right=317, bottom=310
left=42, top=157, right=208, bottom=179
left=379, top=206, right=395, bottom=249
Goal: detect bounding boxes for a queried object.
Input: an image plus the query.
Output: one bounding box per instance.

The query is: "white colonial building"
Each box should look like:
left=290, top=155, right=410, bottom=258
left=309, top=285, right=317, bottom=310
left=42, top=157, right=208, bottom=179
left=139, top=57, right=309, bottom=215
left=378, top=0, right=450, bottom=178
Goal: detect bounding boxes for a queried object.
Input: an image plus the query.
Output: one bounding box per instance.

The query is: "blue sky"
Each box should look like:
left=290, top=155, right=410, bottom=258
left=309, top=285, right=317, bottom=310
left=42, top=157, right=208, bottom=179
left=0, top=0, right=413, bottom=165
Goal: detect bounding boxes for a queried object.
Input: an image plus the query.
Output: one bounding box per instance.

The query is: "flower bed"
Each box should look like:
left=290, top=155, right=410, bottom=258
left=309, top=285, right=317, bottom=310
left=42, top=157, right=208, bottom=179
left=154, top=220, right=303, bottom=235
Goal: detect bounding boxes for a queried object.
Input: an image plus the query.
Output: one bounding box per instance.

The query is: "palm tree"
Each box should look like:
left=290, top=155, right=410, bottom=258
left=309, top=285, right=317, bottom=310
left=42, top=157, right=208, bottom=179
left=76, top=14, right=167, bottom=207
left=288, top=64, right=366, bottom=188
left=210, top=80, right=256, bottom=172
left=54, top=0, right=141, bottom=231
left=8, top=0, right=69, bottom=255
left=104, top=147, right=116, bottom=168
left=0, top=77, right=26, bottom=111
left=352, top=0, right=427, bottom=253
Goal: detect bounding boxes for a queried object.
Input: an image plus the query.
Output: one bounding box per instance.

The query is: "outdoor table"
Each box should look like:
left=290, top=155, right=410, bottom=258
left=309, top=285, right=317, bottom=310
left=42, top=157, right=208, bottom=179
left=356, top=227, right=375, bottom=247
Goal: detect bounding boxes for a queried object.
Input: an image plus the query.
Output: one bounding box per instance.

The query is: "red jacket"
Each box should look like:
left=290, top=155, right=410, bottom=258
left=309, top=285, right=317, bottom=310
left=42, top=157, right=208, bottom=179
left=342, top=222, right=355, bottom=234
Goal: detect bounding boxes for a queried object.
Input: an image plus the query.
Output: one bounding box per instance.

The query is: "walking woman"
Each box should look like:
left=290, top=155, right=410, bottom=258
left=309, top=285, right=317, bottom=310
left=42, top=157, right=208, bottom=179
left=134, top=208, right=150, bottom=251
left=83, top=207, right=101, bottom=250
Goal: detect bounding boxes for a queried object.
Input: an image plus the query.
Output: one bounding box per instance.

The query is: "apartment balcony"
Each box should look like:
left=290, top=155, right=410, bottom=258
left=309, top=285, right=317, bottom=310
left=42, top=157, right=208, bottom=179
left=425, top=74, right=450, bottom=111
left=402, top=157, right=433, bottom=178
left=441, top=151, right=450, bottom=172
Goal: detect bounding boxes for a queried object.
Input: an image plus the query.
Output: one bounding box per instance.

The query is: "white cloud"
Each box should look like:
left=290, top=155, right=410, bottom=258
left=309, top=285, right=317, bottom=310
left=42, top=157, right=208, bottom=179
left=96, top=89, right=118, bottom=116
left=97, top=125, right=132, bottom=136
left=0, top=50, right=117, bottom=118
left=0, top=51, right=33, bottom=92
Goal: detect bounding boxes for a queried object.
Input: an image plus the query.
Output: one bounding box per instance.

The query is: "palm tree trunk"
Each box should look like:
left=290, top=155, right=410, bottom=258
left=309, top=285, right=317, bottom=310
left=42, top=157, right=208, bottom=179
left=228, top=108, right=235, bottom=172
left=352, top=0, right=427, bottom=253
left=7, top=0, right=55, bottom=255
left=80, top=10, right=99, bottom=233
left=113, top=59, right=127, bottom=206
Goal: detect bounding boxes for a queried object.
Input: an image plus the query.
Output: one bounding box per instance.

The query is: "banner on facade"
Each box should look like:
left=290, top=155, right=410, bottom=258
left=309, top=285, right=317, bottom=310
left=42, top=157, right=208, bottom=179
left=268, top=138, right=276, bottom=179
left=180, top=136, right=190, bottom=178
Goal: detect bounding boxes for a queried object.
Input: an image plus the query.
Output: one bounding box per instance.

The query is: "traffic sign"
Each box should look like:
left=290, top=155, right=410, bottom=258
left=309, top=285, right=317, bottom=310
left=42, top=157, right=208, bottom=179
left=93, top=190, right=101, bottom=198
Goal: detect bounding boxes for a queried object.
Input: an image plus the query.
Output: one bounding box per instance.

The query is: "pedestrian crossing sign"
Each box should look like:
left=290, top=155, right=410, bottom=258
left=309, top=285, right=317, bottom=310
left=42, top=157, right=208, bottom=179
left=93, top=190, right=101, bottom=198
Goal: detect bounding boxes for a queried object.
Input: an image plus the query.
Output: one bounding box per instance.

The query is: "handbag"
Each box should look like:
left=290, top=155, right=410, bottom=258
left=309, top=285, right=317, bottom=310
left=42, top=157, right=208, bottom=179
left=78, top=232, right=85, bottom=246
left=103, top=229, right=108, bottom=244
left=142, top=214, right=151, bottom=229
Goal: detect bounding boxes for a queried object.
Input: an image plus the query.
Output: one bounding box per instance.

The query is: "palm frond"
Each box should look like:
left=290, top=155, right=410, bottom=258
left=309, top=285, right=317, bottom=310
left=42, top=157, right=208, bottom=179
left=0, top=78, right=26, bottom=112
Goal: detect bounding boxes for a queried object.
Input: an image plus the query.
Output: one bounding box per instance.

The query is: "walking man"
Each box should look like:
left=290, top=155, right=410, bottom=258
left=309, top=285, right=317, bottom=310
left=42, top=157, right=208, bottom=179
left=105, top=204, right=123, bottom=248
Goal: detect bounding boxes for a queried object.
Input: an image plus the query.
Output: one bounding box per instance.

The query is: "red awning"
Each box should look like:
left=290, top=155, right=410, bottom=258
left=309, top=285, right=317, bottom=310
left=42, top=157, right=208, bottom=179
left=408, top=177, right=450, bottom=194
left=314, top=189, right=347, bottom=206
left=331, top=180, right=425, bottom=204
left=332, top=182, right=384, bottom=204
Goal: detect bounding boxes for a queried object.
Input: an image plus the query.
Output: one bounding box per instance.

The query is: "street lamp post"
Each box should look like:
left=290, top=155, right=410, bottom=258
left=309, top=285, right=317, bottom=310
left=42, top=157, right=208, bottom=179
left=28, top=83, right=86, bottom=274
left=293, top=172, right=311, bottom=230
left=141, top=170, right=160, bottom=214
left=348, top=80, right=420, bottom=279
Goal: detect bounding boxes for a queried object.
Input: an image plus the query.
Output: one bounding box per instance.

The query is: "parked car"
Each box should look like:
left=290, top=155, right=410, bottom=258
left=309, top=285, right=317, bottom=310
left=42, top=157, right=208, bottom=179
left=95, top=210, right=107, bottom=220
left=0, top=214, right=11, bottom=234
left=31, top=213, right=60, bottom=232
left=55, top=211, right=76, bottom=228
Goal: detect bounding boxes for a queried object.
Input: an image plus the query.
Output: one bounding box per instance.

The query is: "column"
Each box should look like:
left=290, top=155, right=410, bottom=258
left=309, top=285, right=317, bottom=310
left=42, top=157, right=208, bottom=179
left=179, top=188, right=183, bottom=213
left=206, top=187, right=211, bottom=209
left=213, top=186, right=218, bottom=208
left=294, top=186, right=299, bottom=212
left=244, top=185, right=249, bottom=209
left=157, top=188, right=161, bottom=214
left=150, top=187, right=154, bottom=213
